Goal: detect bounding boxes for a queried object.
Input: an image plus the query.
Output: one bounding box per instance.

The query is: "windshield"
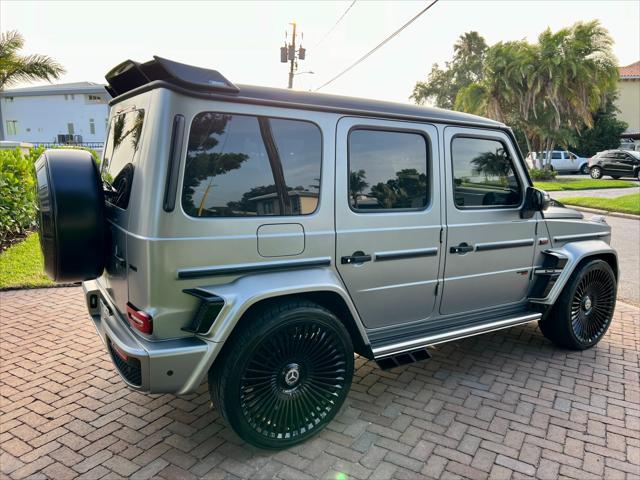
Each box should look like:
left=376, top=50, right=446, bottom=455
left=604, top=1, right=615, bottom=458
left=102, top=109, right=145, bottom=209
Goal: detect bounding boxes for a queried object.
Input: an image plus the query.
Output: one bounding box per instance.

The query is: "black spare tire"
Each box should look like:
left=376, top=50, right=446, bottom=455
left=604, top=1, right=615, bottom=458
left=35, top=149, right=106, bottom=282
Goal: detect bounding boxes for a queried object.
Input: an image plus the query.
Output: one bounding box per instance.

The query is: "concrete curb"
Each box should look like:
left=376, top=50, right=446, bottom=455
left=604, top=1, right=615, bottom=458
left=564, top=205, right=640, bottom=220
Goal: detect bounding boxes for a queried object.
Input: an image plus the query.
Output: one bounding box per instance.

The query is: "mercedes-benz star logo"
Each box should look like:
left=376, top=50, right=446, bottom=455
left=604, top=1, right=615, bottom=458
left=284, top=366, right=300, bottom=386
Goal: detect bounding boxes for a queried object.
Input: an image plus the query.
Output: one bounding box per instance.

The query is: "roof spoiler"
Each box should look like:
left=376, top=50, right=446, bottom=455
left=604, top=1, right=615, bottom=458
left=105, top=56, right=239, bottom=98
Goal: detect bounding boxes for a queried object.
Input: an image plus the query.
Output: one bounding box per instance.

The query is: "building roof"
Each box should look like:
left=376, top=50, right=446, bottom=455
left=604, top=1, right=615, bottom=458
left=619, top=61, right=640, bottom=80
left=0, top=81, right=110, bottom=97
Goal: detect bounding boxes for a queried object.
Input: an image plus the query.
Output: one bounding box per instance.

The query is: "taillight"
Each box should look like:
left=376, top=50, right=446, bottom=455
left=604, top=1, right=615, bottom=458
left=126, top=302, right=153, bottom=334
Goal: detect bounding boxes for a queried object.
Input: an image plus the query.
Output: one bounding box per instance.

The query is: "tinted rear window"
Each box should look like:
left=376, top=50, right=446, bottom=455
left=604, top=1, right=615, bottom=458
left=182, top=113, right=321, bottom=217
left=102, top=109, right=145, bottom=209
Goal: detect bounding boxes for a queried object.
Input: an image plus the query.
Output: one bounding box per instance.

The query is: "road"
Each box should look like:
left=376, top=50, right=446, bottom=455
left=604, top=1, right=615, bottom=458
left=605, top=214, right=640, bottom=306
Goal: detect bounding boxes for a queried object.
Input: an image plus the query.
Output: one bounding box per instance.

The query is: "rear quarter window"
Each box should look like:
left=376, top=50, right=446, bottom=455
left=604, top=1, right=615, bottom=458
left=102, top=109, right=145, bottom=209
left=182, top=112, right=322, bottom=217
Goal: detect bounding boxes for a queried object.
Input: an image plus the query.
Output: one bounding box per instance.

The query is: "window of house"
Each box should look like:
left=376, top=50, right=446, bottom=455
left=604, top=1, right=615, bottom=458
left=348, top=129, right=428, bottom=211
left=67, top=123, right=75, bottom=135
left=87, top=95, right=102, bottom=102
left=4, top=97, right=14, bottom=102
left=451, top=136, right=522, bottom=209
left=89, top=118, right=95, bottom=134
left=182, top=112, right=322, bottom=218
left=6, top=120, right=18, bottom=136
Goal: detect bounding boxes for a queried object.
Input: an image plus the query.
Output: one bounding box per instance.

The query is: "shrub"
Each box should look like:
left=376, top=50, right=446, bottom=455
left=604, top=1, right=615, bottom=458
left=0, top=146, right=100, bottom=243
left=529, top=168, right=557, bottom=181
left=0, top=148, right=36, bottom=242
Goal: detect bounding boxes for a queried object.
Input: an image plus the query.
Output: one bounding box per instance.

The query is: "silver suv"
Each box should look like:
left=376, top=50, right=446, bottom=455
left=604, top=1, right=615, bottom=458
left=35, top=57, right=618, bottom=449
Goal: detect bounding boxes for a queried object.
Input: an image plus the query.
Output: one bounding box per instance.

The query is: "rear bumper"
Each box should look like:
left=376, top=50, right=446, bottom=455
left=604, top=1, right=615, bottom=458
left=82, top=280, right=215, bottom=394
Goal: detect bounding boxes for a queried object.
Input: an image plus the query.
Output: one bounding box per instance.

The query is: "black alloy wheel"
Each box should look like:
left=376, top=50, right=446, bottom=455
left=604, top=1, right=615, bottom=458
left=539, top=259, right=616, bottom=350
left=569, top=265, right=616, bottom=344
left=209, top=300, right=354, bottom=449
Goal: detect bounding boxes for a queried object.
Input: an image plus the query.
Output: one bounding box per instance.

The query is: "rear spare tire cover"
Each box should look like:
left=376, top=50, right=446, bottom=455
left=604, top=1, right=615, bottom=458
left=35, top=149, right=106, bottom=282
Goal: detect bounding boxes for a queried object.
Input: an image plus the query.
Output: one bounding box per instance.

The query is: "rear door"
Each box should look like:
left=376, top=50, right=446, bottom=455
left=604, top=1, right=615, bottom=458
left=335, top=117, right=442, bottom=329
left=440, top=127, right=537, bottom=316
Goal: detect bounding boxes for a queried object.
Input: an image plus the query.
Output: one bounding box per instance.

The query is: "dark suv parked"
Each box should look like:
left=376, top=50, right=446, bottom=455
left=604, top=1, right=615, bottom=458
left=589, top=149, right=640, bottom=180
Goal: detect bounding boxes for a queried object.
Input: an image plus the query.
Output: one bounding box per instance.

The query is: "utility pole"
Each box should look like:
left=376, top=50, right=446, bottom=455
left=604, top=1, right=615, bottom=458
left=280, top=22, right=306, bottom=89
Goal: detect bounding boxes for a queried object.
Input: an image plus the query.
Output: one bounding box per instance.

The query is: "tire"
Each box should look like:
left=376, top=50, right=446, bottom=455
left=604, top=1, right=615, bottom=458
left=209, top=299, right=354, bottom=449
left=539, top=259, right=616, bottom=350
left=590, top=166, right=603, bottom=179
left=580, top=164, right=590, bottom=175
left=35, top=149, right=106, bottom=282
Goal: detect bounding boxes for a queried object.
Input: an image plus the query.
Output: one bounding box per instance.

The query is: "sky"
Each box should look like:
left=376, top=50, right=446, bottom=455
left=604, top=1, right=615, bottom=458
left=2, top=0, right=639, bottom=104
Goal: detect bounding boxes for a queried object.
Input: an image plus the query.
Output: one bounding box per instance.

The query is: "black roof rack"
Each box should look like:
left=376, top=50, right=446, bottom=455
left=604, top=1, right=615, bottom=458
left=105, top=56, right=238, bottom=97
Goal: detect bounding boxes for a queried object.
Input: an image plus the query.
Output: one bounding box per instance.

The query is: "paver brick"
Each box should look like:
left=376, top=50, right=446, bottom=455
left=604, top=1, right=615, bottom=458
left=1, top=287, right=639, bottom=479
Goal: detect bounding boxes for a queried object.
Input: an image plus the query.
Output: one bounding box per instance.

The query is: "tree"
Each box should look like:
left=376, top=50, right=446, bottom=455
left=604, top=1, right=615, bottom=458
left=0, top=30, right=65, bottom=89
left=411, top=31, right=487, bottom=108
left=452, top=21, right=618, bottom=167
left=349, top=169, right=368, bottom=208
left=569, top=99, right=628, bottom=157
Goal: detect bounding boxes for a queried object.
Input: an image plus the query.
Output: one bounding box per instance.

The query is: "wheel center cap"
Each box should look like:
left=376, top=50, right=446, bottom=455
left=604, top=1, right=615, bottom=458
left=283, top=363, right=301, bottom=387
left=583, top=295, right=592, bottom=312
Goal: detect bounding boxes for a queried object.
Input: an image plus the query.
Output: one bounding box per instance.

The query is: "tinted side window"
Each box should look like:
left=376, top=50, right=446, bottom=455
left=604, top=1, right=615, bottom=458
left=182, top=113, right=321, bottom=217
left=551, top=151, right=562, bottom=159
left=451, top=137, right=521, bottom=208
left=102, top=109, right=145, bottom=209
left=348, top=129, right=428, bottom=211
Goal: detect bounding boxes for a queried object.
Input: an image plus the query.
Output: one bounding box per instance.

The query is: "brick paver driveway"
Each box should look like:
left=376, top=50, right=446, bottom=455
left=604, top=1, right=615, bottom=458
left=1, top=287, right=639, bottom=480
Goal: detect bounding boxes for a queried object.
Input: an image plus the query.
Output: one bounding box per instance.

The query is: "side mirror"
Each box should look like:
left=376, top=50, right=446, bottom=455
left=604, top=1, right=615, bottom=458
left=521, top=187, right=550, bottom=219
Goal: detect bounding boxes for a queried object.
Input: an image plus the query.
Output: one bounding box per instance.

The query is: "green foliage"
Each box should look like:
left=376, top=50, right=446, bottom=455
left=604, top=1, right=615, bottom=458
left=413, top=22, right=619, bottom=165
left=0, top=146, right=100, bottom=242
left=561, top=193, right=640, bottom=215
left=0, top=232, right=53, bottom=289
left=411, top=31, right=487, bottom=108
left=568, top=100, right=629, bottom=157
left=0, top=30, right=65, bottom=89
left=0, top=148, right=36, bottom=241
left=529, top=168, right=558, bottom=181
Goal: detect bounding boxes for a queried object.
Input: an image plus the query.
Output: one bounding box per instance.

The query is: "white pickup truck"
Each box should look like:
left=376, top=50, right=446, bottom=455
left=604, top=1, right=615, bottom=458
left=525, top=150, right=589, bottom=174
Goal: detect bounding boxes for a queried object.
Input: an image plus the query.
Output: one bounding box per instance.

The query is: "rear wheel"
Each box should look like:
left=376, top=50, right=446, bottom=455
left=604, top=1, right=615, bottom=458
left=539, top=259, right=616, bottom=350
left=590, top=166, right=603, bottom=179
left=210, top=299, right=354, bottom=449
left=580, top=164, right=590, bottom=175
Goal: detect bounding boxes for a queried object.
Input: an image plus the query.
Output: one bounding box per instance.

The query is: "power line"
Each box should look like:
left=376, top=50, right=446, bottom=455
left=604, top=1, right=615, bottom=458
left=313, top=0, right=357, bottom=49
left=314, top=0, right=440, bottom=92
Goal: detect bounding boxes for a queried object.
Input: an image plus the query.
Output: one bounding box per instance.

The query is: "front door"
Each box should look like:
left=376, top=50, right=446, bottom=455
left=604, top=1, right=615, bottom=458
left=440, top=127, right=537, bottom=316
left=335, top=117, right=442, bottom=329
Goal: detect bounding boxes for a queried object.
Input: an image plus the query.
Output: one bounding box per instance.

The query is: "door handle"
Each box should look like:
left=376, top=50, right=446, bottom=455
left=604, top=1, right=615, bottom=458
left=450, top=243, right=474, bottom=254
left=341, top=251, right=372, bottom=265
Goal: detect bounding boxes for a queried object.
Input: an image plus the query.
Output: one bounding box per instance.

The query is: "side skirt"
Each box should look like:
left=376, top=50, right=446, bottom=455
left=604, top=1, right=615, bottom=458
left=372, top=311, right=541, bottom=369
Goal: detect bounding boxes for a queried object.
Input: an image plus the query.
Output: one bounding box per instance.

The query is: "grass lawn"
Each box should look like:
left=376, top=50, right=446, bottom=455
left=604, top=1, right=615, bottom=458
left=0, top=233, right=54, bottom=289
left=562, top=193, right=640, bottom=215
left=534, top=178, right=637, bottom=191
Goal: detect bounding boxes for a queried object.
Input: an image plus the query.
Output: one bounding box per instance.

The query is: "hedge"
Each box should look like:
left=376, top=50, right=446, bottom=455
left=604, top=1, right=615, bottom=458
left=0, top=146, right=99, bottom=243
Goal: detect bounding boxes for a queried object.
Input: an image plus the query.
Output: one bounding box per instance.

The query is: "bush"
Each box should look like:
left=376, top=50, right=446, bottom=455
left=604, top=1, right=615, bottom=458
left=0, top=146, right=100, bottom=243
left=0, top=148, right=37, bottom=242
left=529, top=168, right=557, bottom=181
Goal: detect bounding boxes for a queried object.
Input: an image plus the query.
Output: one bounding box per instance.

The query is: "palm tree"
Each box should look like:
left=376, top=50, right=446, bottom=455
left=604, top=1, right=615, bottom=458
left=0, top=30, right=65, bottom=90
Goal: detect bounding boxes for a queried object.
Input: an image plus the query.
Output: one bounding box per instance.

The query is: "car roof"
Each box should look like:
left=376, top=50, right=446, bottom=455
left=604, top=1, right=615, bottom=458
left=106, top=56, right=504, bottom=129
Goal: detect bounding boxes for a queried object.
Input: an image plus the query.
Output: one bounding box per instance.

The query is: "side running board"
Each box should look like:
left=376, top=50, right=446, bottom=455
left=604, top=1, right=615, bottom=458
left=372, top=312, right=541, bottom=369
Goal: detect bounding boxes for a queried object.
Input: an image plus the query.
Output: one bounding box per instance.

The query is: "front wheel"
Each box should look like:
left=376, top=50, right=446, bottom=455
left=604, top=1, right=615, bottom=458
left=539, top=259, right=616, bottom=350
left=210, top=299, right=354, bottom=449
left=590, top=166, right=603, bottom=179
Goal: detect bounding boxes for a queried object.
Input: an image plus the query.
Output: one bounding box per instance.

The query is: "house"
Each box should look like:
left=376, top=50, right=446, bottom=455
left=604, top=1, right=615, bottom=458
left=0, top=82, right=111, bottom=145
left=616, top=61, right=640, bottom=145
